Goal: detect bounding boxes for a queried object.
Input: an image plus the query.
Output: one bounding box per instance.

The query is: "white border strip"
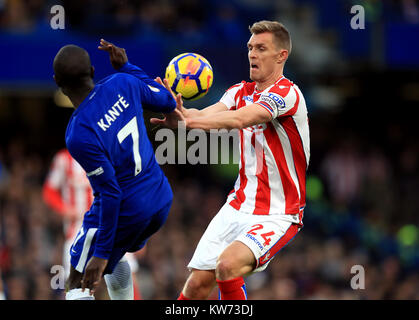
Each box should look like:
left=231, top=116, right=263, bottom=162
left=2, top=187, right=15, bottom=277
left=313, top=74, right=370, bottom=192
left=75, top=228, right=98, bottom=273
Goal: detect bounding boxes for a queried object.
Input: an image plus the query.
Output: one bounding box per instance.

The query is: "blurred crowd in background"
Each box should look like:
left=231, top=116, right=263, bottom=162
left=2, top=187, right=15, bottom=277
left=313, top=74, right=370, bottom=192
left=0, top=0, right=419, bottom=299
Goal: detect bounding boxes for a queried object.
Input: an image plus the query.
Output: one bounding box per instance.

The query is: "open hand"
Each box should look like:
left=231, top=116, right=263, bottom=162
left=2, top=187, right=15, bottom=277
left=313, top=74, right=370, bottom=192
left=150, top=77, right=187, bottom=128
left=154, top=77, right=185, bottom=114
left=150, top=98, right=186, bottom=129
left=98, top=39, right=128, bottom=70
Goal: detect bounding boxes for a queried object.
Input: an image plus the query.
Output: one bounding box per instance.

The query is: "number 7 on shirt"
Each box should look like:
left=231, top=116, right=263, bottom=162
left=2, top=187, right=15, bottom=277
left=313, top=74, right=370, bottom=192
left=117, top=116, right=142, bottom=176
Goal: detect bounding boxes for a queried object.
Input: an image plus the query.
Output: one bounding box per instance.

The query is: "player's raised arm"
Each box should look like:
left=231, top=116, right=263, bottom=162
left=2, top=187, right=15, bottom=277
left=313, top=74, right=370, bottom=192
left=98, top=38, right=163, bottom=87
left=99, top=39, right=176, bottom=113
left=98, top=39, right=128, bottom=70
left=154, top=77, right=229, bottom=118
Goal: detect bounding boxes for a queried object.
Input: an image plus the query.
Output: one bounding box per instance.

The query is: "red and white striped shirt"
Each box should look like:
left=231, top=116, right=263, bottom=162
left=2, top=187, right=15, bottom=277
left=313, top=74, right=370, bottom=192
left=220, top=76, right=310, bottom=224
left=43, top=149, right=93, bottom=240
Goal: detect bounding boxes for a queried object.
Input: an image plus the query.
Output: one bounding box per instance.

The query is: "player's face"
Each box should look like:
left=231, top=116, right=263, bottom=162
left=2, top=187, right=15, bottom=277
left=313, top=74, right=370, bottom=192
left=247, top=32, right=282, bottom=83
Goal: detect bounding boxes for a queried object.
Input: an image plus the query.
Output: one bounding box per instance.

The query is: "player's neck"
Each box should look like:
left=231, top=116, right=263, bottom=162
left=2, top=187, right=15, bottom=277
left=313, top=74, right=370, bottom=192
left=255, top=70, right=284, bottom=91
left=68, top=83, right=95, bottom=109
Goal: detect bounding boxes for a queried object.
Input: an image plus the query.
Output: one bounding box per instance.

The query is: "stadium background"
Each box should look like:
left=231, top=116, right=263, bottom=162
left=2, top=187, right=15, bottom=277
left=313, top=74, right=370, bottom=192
left=0, top=0, right=418, bottom=299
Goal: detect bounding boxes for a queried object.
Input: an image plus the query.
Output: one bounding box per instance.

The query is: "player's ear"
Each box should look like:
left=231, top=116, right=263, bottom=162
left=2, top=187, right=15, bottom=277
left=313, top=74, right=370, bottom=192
left=277, top=49, right=288, bottom=64
left=90, top=66, right=95, bottom=79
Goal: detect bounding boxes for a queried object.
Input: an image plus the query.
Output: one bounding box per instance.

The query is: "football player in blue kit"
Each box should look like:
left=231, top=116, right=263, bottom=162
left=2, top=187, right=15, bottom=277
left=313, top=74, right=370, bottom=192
left=52, top=40, right=179, bottom=300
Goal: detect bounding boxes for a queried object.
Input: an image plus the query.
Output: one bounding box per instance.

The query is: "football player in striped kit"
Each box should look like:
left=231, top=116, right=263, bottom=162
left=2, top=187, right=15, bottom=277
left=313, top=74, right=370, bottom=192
left=152, top=20, right=310, bottom=300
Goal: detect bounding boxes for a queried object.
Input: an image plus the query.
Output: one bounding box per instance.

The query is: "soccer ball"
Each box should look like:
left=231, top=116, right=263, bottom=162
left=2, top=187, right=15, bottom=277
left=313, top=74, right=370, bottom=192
left=165, top=53, right=213, bottom=101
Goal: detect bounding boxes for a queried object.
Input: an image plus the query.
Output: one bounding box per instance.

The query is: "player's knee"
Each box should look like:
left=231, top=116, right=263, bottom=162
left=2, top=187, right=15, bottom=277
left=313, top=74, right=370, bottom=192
left=185, top=276, right=206, bottom=293
left=215, top=257, right=237, bottom=281
left=184, top=274, right=213, bottom=299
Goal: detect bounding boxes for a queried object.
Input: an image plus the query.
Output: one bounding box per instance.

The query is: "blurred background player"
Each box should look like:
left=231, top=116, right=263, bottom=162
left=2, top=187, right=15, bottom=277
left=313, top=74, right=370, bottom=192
left=153, top=20, right=309, bottom=300
left=42, top=148, right=92, bottom=278
left=42, top=148, right=142, bottom=299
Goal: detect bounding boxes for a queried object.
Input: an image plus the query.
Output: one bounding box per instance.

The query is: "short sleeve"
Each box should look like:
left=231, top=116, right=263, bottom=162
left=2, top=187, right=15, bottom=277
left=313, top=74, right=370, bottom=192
left=219, top=83, right=243, bottom=110
left=256, top=85, right=298, bottom=119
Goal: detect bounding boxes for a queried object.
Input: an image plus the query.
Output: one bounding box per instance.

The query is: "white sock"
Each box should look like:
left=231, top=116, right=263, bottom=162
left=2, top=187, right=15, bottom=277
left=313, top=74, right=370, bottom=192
left=66, top=288, right=95, bottom=300
left=104, top=259, right=133, bottom=300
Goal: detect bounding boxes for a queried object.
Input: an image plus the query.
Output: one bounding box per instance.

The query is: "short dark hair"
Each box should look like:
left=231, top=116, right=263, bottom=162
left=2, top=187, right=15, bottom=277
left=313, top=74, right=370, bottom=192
left=53, top=45, right=92, bottom=89
left=249, top=20, right=292, bottom=54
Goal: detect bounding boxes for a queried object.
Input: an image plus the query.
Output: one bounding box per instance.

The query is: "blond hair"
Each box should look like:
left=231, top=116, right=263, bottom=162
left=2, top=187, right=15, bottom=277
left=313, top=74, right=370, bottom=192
left=249, top=20, right=292, bottom=54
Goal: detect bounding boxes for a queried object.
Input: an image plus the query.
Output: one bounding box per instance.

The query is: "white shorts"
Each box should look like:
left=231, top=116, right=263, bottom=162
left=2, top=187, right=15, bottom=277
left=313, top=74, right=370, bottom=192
left=187, top=202, right=300, bottom=273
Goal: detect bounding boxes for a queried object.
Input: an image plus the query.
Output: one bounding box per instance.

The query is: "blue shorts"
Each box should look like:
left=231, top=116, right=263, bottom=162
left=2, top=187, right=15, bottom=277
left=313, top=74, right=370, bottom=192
left=69, top=201, right=171, bottom=275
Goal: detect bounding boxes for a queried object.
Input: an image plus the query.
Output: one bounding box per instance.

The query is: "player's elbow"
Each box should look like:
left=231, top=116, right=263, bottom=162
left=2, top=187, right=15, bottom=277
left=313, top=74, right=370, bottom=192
left=98, top=181, right=123, bottom=201
left=101, top=188, right=123, bottom=209
left=108, top=186, right=123, bottom=200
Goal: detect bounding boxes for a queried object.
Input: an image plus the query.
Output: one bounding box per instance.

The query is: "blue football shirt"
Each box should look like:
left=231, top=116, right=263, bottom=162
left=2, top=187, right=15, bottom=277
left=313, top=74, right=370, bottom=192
left=65, top=62, right=176, bottom=259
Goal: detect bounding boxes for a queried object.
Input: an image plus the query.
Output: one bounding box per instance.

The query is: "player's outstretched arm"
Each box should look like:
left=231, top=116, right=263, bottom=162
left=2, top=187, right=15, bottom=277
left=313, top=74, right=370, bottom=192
left=153, top=77, right=229, bottom=118
left=98, top=39, right=161, bottom=86
left=149, top=93, right=185, bottom=129
left=185, top=103, right=272, bottom=131
left=150, top=76, right=228, bottom=130
left=99, top=39, right=177, bottom=114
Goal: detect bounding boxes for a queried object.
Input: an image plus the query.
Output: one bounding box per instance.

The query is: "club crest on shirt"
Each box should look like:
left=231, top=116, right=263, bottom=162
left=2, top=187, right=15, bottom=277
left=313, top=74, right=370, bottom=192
left=243, top=95, right=253, bottom=103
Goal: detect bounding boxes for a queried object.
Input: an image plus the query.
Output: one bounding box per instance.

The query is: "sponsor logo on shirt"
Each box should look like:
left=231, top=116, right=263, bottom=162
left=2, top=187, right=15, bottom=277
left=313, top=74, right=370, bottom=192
left=147, top=85, right=160, bottom=92
left=87, top=166, right=104, bottom=177
left=243, top=95, right=253, bottom=103
left=245, top=233, right=264, bottom=251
